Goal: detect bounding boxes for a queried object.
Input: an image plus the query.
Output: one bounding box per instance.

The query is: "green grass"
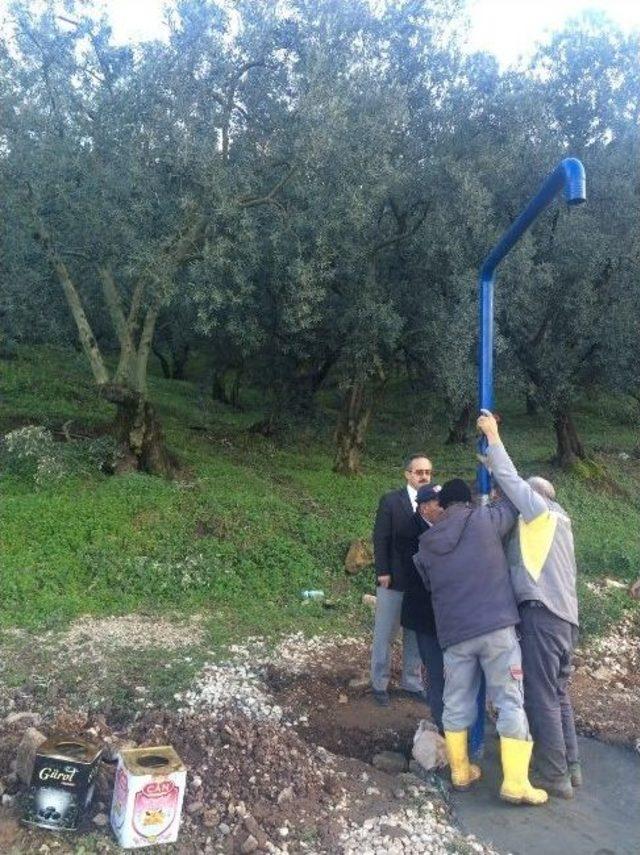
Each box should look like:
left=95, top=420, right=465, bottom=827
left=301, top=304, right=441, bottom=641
left=1, top=345, right=639, bottom=642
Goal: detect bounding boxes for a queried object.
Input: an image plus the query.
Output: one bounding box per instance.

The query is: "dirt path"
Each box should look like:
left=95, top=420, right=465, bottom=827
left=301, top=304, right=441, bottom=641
left=451, top=728, right=640, bottom=855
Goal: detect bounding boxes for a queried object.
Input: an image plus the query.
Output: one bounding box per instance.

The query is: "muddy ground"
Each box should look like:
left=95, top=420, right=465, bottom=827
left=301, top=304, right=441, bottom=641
left=0, top=617, right=637, bottom=854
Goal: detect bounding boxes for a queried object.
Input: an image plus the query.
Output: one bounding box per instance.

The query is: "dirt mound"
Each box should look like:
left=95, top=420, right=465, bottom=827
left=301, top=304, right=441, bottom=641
left=130, top=707, right=345, bottom=850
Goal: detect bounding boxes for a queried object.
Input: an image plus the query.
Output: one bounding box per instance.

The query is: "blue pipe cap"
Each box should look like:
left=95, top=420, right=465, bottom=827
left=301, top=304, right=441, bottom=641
left=562, top=157, right=586, bottom=206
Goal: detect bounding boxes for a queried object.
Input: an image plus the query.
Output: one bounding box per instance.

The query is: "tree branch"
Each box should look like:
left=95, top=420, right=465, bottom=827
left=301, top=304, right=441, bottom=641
left=30, top=195, right=109, bottom=385
left=237, top=166, right=296, bottom=209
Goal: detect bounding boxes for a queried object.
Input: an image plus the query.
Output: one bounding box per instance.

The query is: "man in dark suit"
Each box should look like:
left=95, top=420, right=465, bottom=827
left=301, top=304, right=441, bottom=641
left=401, top=483, right=445, bottom=731
left=371, top=453, right=433, bottom=706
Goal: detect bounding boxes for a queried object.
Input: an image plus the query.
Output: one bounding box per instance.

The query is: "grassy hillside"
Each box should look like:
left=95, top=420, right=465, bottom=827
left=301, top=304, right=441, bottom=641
left=1, top=345, right=639, bottom=642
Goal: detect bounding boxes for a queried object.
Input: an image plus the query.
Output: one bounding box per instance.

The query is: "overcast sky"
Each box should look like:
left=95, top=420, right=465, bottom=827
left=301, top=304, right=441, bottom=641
left=3, top=0, right=640, bottom=67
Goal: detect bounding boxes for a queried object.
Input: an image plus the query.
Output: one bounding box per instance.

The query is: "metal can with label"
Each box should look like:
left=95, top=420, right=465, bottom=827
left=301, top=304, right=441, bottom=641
left=23, top=736, right=102, bottom=831
left=110, top=745, right=186, bottom=848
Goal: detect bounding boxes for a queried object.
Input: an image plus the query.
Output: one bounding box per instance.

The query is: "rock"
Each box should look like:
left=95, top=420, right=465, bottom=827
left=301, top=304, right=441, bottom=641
left=338, top=693, right=348, bottom=704
left=16, top=727, right=46, bottom=785
left=278, top=827, right=289, bottom=838
left=0, top=816, right=20, bottom=849
left=96, top=762, right=116, bottom=803
left=412, top=721, right=447, bottom=771
left=240, top=834, right=259, bottom=853
left=592, top=666, right=614, bottom=682
left=345, top=539, right=374, bottom=574
left=5, top=711, right=42, bottom=728
left=362, top=594, right=377, bottom=610
left=409, top=759, right=429, bottom=779
left=372, top=751, right=409, bottom=774
left=2, top=794, right=14, bottom=806
left=103, top=737, right=137, bottom=762
left=629, top=577, right=640, bottom=600
left=392, top=787, right=406, bottom=799
left=92, top=812, right=109, bottom=827
left=203, top=809, right=220, bottom=828
left=316, top=746, right=332, bottom=764
left=348, top=675, right=370, bottom=690
left=218, top=822, right=231, bottom=835
left=187, top=800, right=204, bottom=815
left=277, top=786, right=293, bottom=804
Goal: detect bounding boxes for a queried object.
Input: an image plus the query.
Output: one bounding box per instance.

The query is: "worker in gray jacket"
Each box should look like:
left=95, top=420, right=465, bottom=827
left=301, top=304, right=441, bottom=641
left=413, top=478, right=547, bottom=805
left=478, top=410, right=581, bottom=799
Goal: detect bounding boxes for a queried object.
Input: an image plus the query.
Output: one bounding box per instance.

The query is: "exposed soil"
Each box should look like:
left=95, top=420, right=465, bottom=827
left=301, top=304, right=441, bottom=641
left=0, top=619, right=638, bottom=854
left=0, top=632, right=484, bottom=854
left=263, top=655, right=432, bottom=763
left=571, top=617, right=640, bottom=748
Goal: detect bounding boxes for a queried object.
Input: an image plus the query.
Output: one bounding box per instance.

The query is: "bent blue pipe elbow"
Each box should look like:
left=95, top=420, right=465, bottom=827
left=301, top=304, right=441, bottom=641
left=477, top=158, right=586, bottom=500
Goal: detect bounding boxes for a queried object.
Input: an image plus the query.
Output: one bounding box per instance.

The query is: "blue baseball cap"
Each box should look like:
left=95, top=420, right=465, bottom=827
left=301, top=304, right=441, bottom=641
left=416, top=484, right=442, bottom=504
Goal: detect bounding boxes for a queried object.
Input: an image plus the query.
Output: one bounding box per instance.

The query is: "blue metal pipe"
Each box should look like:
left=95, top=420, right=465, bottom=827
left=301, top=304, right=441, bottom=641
left=477, top=157, right=586, bottom=500
left=470, top=158, right=586, bottom=759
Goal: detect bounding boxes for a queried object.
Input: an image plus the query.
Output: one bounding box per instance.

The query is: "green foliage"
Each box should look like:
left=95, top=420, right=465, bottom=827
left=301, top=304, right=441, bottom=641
left=1, top=346, right=638, bottom=645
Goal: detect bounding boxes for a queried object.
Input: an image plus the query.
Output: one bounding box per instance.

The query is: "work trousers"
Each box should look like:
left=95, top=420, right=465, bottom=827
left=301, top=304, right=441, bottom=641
left=370, top=587, right=423, bottom=693
left=442, top=626, right=530, bottom=740
left=416, top=632, right=444, bottom=733
left=518, top=602, right=579, bottom=781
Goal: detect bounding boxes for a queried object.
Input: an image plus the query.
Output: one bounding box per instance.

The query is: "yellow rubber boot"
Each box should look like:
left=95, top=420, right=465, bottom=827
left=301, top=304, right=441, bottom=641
left=445, top=730, right=482, bottom=791
left=499, top=737, right=548, bottom=805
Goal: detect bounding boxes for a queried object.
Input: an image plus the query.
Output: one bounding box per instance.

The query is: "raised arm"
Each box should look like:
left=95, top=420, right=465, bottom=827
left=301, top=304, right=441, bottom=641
left=477, top=411, right=547, bottom=523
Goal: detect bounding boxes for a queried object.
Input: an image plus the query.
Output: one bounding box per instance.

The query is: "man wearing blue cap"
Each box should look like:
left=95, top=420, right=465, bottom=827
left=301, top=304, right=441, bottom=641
left=401, top=483, right=445, bottom=731
left=413, top=477, right=548, bottom=806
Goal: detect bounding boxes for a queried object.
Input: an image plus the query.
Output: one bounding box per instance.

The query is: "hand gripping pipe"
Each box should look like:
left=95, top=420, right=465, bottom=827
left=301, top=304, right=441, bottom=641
left=477, top=157, right=586, bottom=500
left=470, top=157, right=586, bottom=761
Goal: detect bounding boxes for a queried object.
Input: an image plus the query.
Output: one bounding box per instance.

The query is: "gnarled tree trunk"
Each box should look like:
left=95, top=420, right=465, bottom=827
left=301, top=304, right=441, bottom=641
left=553, top=405, right=586, bottom=469
left=333, top=381, right=373, bottom=476
left=103, top=384, right=177, bottom=478
left=526, top=390, right=539, bottom=416
left=212, top=367, right=244, bottom=408
left=446, top=402, right=472, bottom=445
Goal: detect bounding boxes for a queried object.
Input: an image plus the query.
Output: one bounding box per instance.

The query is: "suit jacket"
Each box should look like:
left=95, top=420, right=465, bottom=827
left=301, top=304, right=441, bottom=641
left=401, top=517, right=437, bottom=635
left=373, top=487, right=422, bottom=593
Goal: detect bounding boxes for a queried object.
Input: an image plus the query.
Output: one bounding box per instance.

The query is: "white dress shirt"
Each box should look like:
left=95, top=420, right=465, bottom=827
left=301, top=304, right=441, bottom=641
left=407, top=485, right=417, bottom=513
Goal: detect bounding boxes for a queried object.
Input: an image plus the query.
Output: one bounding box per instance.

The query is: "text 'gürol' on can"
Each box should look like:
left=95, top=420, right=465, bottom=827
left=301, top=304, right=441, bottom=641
left=23, top=736, right=102, bottom=832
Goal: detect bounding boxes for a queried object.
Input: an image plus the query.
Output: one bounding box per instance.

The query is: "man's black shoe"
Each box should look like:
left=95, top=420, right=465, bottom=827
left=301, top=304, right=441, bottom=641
left=372, top=690, right=391, bottom=707
left=403, top=688, right=429, bottom=703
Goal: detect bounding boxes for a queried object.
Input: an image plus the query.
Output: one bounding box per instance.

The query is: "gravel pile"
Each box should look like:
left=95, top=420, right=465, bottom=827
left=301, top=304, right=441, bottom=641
left=181, top=659, right=284, bottom=722
left=181, top=634, right=368, bottom=725
left=337, top=805, right=492, bottom=855
left=575, top=617, right=639, bottom=681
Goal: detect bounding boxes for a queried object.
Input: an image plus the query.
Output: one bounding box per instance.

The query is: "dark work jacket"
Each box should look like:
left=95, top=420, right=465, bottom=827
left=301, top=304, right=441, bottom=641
left=413, top=500, right=519, bottom=649
left=401, top=516, right=437, bottom=636
left=373, top=487, right=422, bottom=592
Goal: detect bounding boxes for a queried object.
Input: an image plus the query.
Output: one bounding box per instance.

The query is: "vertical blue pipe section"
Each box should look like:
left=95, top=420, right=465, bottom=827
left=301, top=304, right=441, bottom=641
left=470, top=676, right=486, bottom=760
left=472, top=158, right=586, bottom=757
left=477, top=157, right=586, bottom=500
left=477, top=272, right=495, bottom=500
